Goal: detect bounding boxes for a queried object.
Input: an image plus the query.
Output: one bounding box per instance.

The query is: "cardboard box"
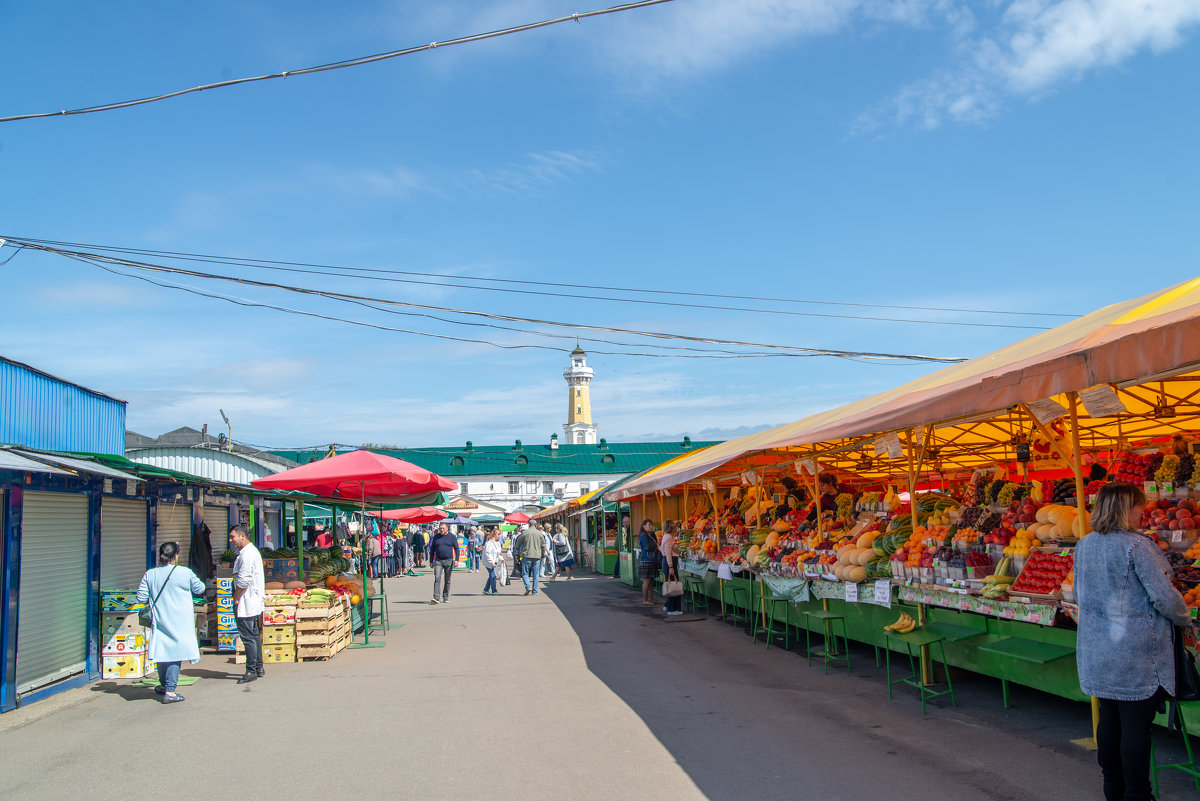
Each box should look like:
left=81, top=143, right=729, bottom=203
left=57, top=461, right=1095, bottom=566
left=195, top=613, right=211, bottom=639
left=102, top=654, right=146, bottom=679
left=216, top=633, right=241, bottom=651
left=102, top=631, right=148, bottom=655
left=215, top=595, right=234, bottom=611
left=100, top=591, right=146, bottom=613
left=262, top=643, right=295, bottom=663
left=101, top=612, right=145, bottom=640
left=143, top=656, right=157, bottom=677
left=215, top=577, right=234, bottom=594
left=262, top=624, right=296, bottom=644
left=215, top=612, right=237, bottom=630
left=262, top=606, right=297, bottom=625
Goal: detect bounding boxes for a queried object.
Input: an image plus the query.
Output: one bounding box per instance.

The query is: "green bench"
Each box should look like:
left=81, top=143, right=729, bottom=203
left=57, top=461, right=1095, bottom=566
left=976, top=637, right=1075, bottom=708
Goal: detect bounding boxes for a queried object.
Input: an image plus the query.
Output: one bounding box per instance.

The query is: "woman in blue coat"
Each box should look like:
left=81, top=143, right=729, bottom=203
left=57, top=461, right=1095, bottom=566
left=136, top=541, right=206, bottom=704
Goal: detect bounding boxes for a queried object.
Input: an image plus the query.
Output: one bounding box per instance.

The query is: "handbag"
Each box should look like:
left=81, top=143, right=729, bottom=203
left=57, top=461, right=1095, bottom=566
left=662, top=580, right=684, bottom=597
left=139, top=565, right=177, bottom=628
left=1168, top=625, right=1200, bottom=732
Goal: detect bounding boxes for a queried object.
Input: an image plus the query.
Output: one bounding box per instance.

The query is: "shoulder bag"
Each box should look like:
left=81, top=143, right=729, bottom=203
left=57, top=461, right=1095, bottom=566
left=139, top=565, right=177, bottom=628
left=662, top=578, right=685, bottom=597
left=1168, top=625, right=1200, bottom=732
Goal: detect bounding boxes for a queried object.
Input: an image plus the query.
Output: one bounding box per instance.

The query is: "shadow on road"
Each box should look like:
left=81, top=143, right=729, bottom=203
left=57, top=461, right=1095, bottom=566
left=542, top=575, right=1199, bottom=801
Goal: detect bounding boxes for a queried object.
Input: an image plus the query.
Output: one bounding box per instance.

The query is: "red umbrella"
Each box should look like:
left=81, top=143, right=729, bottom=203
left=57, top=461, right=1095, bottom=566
left=368, top=507, right=447, bottom=523
left=251, top=449, right=458, bottom=500
left=504, top=511, right=531, bottom=524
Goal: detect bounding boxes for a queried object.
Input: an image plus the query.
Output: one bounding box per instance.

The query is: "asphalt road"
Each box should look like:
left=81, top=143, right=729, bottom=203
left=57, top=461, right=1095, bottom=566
left=1, top=567, right=1196, bottom=800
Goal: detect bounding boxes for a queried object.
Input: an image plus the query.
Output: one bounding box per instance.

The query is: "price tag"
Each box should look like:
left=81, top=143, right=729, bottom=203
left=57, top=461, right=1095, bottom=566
left=874, top=580, right=891, bottom=605
left=1172, top=530, right=1184, bottom=543
left=1028, top=397, right=1068, bottom=424
left=844, top=582, right=858, bottom=603
left=1079, top=384, right=1127, bottom=418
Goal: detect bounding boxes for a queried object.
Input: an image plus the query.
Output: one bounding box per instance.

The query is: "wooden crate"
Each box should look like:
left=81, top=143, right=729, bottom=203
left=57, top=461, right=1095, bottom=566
left=263, top=595, right=300, bottom=607
left=297, top=636, right=348, bottom=661
left=295, top=604, right=339, bottom=621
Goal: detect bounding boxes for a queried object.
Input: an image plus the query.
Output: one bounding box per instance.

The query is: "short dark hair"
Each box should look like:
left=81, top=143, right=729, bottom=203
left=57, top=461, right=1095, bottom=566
left=229, top=524, right=251, bottom=541
left=1090, top=483, right=1145, bottom=534
left=158, top=541, right=179, bottom=565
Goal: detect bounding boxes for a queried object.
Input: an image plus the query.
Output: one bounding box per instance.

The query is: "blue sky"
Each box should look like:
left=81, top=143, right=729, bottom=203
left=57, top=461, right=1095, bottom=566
left=2, top=0, right=1198, bottom=449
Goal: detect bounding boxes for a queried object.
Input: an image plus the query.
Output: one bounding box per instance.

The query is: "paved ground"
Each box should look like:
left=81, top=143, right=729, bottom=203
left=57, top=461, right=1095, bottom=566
left=1, top=567, right=1197, bottom=800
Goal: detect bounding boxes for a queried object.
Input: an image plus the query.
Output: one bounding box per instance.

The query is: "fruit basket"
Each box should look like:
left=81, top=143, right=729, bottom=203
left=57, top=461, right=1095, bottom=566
left=1008, top=549, right=1073, bottom=600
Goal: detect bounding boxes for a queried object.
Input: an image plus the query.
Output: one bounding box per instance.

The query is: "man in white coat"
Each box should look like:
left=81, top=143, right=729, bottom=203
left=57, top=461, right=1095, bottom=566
left=231, top=524, right=265, bottom=683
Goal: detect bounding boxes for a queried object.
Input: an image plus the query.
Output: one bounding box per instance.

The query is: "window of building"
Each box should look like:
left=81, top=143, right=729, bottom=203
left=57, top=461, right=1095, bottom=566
left=576, top=405, right=582, bottom=414
left=460, top=483, right=468, bottom=494
left=508, top=481, right=519, bottom=494
left=576, top=433, right=585, bottom=443
left=576, top=389, right=581, bottom=397
left=542, top=481, right=553, bottom=494
left=579, top=483, right=590, bottom=494
left=526, top=482, right=538, bottom=494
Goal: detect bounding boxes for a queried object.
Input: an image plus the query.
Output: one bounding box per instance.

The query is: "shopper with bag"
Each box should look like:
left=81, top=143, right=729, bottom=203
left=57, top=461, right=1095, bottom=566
left=659, top=520, right=683, bottom=616
left=136, top=541, right=206, bottom=703
left=1076, top=482, right=1192, bottom=801
left=482, top=529, right=502, bottom=595
left=551, top=524, right=575, bottom=580
left=638, top=519, right=660, bottom=607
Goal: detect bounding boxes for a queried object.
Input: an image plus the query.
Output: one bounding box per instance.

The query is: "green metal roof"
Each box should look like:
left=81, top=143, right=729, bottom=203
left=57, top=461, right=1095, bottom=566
left=269, top=439, right=720, bottom=479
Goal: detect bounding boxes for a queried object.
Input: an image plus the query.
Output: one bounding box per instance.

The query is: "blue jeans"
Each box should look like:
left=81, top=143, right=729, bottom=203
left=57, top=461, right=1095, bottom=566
left=522, top=557, right=543, bottom=593
left=483, top=566, right=498, bottom=593
left=157, top=660, right=181, bottom=693
left=468, top=550, right=481, bottom=571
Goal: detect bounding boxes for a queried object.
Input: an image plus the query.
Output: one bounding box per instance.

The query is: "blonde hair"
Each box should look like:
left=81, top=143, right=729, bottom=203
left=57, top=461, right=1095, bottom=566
left=1089, top=482, right=1146, bottom=534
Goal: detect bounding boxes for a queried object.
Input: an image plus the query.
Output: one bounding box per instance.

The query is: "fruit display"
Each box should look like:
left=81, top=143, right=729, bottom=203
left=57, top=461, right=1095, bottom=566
left=1010, top=551, right=1073, bottom=596
left=1111, top=451, right=1159, bottom=485
left=1140, top=498, right=1198, bottom=534
left=980, top=557, right=1016, bottom=599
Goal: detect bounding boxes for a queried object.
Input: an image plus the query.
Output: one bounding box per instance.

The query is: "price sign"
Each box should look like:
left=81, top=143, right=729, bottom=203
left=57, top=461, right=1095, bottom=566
left=1079, top=384, right=1127, bottom=418
left=795, top=459, right=816, bottom=476
left=1172, top=530, right=1184, bottom=543
left=873, top=580, right=891, bottom=606
left=873, top=433, right=903, bottom=460
left=1028, top=397, right=1068, bottom=424
left=1001, top=607, right=1016, bottom=619
left=844, top=582, right=859, bottom=603
left=1029, top=612, right=1042, bottom=625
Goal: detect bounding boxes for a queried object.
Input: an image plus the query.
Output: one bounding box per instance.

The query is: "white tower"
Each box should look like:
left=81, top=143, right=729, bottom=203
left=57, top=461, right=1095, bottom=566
left=563, top=346, right=598, bottom=445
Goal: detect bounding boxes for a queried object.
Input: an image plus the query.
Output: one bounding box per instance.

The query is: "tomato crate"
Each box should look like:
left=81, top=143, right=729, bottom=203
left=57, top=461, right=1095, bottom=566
left=1009, top=549, right=1073, bottom=598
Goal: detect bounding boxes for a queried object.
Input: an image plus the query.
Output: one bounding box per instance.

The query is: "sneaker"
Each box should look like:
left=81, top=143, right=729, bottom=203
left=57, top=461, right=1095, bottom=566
left=442, top=597, right=450, bottom=603
left=524, top=589, right=531, bottom=596
left=667, top=610, right=684, bottom=616
left=237, top=673, right=257, bottom=684
left=256, top=670, right=265, bottom=678
left=161, top=694, right=185, bottom=704
left=430, top=598, right=440, bottom=605
left=153, top=685, right=166, bottom=695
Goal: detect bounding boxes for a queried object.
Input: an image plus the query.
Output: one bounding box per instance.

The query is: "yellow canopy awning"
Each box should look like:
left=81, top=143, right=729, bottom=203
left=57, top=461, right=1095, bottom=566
left=613, top=277, right=1200, bottom=498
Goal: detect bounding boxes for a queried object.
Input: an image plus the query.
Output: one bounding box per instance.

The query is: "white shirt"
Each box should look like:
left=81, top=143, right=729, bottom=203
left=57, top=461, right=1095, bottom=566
left=233, top=542, right=266, bottom=618
left=484, top=539, right=502, bottom=568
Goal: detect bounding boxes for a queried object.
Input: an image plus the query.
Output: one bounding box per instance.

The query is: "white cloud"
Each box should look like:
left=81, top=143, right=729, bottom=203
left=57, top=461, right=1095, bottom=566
left=861, top=0, right=1200, bottom=130
left=461, top=149, right=602, bottom=197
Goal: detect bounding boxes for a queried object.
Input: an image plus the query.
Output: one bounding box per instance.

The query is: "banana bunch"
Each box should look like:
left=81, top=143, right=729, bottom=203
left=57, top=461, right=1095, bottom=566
left=884, top=611, right=917, bottom=634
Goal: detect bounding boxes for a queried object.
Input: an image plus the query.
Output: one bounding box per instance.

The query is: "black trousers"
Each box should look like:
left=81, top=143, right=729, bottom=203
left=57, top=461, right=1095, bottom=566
left=236, top=615, right=263, bottom=674
left=1096, top=689, right=1166, bottom=801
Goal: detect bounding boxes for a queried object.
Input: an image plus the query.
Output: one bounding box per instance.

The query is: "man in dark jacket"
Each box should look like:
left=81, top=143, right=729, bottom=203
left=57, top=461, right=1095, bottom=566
left=410, top=529, right=426, bottom=567
left=428, top=523, right=459, bottom=604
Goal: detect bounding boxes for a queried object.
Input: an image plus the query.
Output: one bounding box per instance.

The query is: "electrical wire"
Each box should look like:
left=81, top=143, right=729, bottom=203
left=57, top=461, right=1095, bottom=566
left=8, top=235, right=1078, bottom=320
left=9, top=238, right=967, bottom=363
left=0, top=0, right=677, bottom=124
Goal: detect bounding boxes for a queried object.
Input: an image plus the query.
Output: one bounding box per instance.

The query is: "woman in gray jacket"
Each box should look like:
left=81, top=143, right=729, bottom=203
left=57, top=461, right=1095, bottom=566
left=1076, top=482, right=1192, bottom=801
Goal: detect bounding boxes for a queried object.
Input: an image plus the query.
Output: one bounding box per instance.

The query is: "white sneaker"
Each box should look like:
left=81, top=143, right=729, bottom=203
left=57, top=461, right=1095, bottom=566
left=430, top=599, right=439, bottom=605
left=667, top=610, right=683, bottom=616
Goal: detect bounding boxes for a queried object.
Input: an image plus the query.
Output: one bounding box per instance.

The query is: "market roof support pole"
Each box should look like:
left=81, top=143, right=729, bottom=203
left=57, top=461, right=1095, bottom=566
left=755, top=469, right=764, bottom=530
left=1067, top=393, right=1091, bottom=536
left=708, top=487, right=721, bottom=549
left=808, top=452, right=823, bottom=543
left=907, top=426, right=933, bottom=685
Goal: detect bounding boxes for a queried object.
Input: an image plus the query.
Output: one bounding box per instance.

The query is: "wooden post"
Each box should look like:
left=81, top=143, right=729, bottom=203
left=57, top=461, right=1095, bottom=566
left=1067, top=392, right=1091, bottom=535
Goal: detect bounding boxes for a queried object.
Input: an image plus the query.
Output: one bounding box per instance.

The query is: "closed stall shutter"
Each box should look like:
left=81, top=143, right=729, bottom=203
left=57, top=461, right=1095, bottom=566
left=17, top=491, right=89, bottom=694
left=101, top=498, right=148, bottom=591
left=156, top=499, right=193, bottom=569
left=204, top=505, right=230, bottom=552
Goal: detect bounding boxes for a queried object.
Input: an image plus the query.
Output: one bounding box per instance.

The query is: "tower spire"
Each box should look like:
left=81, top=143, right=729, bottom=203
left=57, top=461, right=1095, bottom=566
left=563, top=346, right=597, bottom=445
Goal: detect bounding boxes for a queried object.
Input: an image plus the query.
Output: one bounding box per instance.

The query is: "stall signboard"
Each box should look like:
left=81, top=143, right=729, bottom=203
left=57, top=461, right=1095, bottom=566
left=456, top=533, right=470, bottom=568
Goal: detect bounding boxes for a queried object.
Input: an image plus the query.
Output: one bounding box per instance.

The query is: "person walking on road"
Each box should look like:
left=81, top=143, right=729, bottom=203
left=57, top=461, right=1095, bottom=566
left=482, top=530, right=502, bottom=595
left=551, top=524, right=574, bottom=580
left=542, top=524, right=556, bottom=578
left=638, top=519, right=660, bottom=607
left=517, top=524, right=547, bottom=595
left=1076, top=482, right=1191, bottom=801
left=136, top=541, right=206, bottom=703
left=230, top=524, right=266, bottom=684
left=660, top=520, right=682, bottom=616
left=429, top=522, right=459, bottom=604
left=467, top=527, right=483, bottom=573
left=410, top=528, right=426, bottom=568
left=366, top=531, right=382, bottom=578
left=497, top=528, right=511, bottom=587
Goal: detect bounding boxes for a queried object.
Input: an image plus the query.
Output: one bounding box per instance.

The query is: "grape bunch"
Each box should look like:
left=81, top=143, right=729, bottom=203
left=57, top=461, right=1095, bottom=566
left=959, top=506, right=984, bottom=527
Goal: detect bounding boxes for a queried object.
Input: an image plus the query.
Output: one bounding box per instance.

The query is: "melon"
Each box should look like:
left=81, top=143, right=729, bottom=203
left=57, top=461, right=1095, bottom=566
left=265, top=581, right=285, bottom=590
left=847, top=566, right=867, bottom=583
left=857, top=531, right=878, bottom=549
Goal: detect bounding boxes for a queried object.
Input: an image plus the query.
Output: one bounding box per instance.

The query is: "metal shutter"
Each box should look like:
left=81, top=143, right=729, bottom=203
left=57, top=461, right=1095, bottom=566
left=16, top=491, right=89, bottom=694
left=204, top=505, right=230, bottom=551
left=156, top=499, right=192, bottom=568
left=101, top=498, right=148, bottom=591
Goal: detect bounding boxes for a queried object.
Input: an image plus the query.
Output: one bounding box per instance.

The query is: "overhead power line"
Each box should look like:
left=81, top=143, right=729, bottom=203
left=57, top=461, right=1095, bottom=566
left=9, top=236, right=1078, bottom=320
left=4, top=237, right=968, bottom=364
left=0, top=0, right=678, bottom=124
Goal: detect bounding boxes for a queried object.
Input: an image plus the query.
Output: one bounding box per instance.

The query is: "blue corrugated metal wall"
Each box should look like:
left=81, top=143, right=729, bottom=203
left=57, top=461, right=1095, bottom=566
left=0, top=359, right=126, bottom=456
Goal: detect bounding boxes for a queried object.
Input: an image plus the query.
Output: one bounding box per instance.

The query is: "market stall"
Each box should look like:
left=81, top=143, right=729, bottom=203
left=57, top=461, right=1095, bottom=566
left=612, top=277, right=1200, bottom=729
